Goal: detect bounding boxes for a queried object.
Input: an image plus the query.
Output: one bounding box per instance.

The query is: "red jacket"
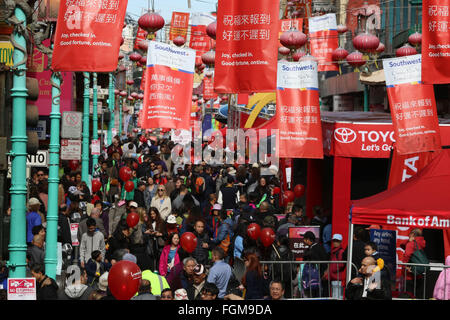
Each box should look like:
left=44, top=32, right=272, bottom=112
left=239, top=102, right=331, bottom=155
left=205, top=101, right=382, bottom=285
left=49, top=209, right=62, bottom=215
left=403, top=236, right=426, bottom=279
left=159, top=244, right=181, bottom=277
left=328, top=245, right=346, bottom=281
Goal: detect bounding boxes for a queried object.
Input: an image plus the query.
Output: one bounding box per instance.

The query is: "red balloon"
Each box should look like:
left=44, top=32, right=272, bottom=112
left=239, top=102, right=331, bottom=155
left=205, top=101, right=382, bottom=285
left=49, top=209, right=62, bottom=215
left=119, top=166, right=132, bottom=182
left=126, top=212, right=140, bottom=228
left=272, top=187, right=281, bottom=195
left=282, top=190, right=295, bottom=205
left=294, top=184, right=305, bottom=198
left=68, top=160, right=79, bottom=171
left=247, top=223, right=261, bottom=240
left=260, top=228, right=276, bottom=247
left=92, top=179, right=102, bottom=193
left=132, top=162, right=138, bottom=170
left=124, top=180, right=134, bottom=192
left=180, top=232, right=197, bottom=253
left=108, top=260, right=142, bottom=300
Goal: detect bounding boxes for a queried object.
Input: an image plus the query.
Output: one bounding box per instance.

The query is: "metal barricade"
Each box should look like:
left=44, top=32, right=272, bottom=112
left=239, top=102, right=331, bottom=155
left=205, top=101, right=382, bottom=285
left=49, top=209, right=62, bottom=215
left=260, top=260, right=359, bottom=300
left=397, top=262, right=450, bottom=300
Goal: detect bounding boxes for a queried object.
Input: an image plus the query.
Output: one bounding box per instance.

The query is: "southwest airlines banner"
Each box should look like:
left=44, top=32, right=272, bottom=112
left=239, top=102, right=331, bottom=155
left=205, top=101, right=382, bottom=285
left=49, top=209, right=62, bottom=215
left=309, top=14, right=339, bottom=72
left=169, top=12, right=190, bottom=41
left=276, top=61, right=323, bottom=159
left=142, top=42, right=196, bottom=130
left=52, top=0, right=128, bottom=72
left=422, top=0, right=450, bottom=84
left=215, top=0, right=279, bottom=93
left=383, top=55, right=441, bottom=155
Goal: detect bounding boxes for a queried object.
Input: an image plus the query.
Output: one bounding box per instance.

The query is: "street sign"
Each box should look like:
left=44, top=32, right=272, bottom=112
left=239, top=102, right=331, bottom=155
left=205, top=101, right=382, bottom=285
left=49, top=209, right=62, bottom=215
left=61, top=139, right=81, bottom=160
left=61, top=111, right=82, bottom=139
left=28, top=120, right=47, bottom=140
left=7, top=150, right=48, bottom=167
left=7, top=278, right=37, bottom=300
left=70, top=223, right=79, bottom=246
left=91, top=139, right=100, bottom=155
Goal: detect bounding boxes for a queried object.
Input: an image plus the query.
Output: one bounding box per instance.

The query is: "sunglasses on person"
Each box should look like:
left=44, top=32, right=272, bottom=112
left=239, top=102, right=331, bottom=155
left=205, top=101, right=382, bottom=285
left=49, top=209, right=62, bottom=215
left=158, top=188, right=164, bottom=192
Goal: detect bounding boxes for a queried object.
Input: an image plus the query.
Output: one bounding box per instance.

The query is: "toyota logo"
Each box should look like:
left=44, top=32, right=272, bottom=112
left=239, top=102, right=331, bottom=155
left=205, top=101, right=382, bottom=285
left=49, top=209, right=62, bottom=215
left=334, top=128, right=357, bottom=144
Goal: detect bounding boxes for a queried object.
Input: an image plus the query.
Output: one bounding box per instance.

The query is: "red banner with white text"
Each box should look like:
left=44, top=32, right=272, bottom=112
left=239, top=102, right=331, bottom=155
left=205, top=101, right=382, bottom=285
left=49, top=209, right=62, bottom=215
left=169, top=12, right=190, bottom=41
left=309, top=14, right=339, bottom=72
left=134, top=27, right=148, bottom=50
left=422, top=0, right=450, bottom=84
left=142, top=42, right=195, bottom=130
left=214, top=0, right=279, bottom=93
left=52, top=0, right=128, bottom=72
left=276, top=61, right=323, bottom=158
left=203, top=76, right=218, bottom=101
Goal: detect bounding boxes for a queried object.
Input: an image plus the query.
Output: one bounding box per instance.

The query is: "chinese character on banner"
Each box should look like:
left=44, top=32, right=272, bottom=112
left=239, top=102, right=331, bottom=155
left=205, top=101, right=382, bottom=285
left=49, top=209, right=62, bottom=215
left=52, top=0, right=128, bottom=72
left=309, top=13, right=339, bottom=72
left=214, top=0, right=279, bottom=93
left=203, top=76, right=218, bottom=101
left=142, top=42, right=195, bottom=130
left=383, top=55, right=441, bottom=154
left=275, top=60, right=323, bottom=159
left=189, top=25, right=214, bottom=61
left=422, top=0, right=450, bottom=84
left=169, top=12, right=190, bottom=40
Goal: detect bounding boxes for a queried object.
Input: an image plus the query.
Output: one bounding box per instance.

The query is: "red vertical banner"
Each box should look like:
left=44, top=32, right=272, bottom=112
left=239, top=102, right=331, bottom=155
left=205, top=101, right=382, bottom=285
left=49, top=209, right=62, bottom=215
left=309, top=14, right=339, bottom=72
left=203, top=75, right=218, bottom=101
left=52, top=0, right=128, bottom=72
left=142, top=42, right=195, bottom=130
left=190, top=25, right=213, bottom=63
left=214, top=0, right=280, bottom=93
left=140, top=68, right=146, bottom=91
left=134, top=27, right=148, bottom=50
left=275, top=60, right=323, bottom=159
left=383, top=55, right=441, bottom=155
left=169, top=12, right=190, bottom=40
left=422, top=0, right=450, bottom=84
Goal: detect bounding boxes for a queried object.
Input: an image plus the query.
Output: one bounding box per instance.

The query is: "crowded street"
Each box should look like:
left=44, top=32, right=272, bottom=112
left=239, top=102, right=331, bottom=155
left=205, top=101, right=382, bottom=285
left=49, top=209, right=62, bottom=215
left=0, top=0, right=450, bottom=308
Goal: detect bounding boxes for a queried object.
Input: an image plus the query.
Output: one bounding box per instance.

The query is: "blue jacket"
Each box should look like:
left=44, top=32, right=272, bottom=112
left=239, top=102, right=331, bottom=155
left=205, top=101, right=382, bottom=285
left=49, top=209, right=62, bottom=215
left=212, top=218, right=234, bottom=245
left=26, top=211, right=42, bottom=243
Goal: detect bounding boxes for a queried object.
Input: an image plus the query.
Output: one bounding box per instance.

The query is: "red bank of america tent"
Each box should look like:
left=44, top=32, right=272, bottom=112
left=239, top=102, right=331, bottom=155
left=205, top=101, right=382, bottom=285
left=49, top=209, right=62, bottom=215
left=346, top=149, right=450, bottom=282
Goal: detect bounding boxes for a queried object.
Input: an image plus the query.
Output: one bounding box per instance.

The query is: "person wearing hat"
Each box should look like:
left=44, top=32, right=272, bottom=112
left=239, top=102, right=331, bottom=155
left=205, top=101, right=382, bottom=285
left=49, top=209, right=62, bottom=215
left=133, top=180, right=147, bottom=208
left=186, top=264, right=207, bottom=300
left=323, top=234, right=346, bottom=299
left=206, top=203, right=222, bottom=238
left=26, top=198, right=43, bottom=244
left=174, top=288, right=188, bottom=300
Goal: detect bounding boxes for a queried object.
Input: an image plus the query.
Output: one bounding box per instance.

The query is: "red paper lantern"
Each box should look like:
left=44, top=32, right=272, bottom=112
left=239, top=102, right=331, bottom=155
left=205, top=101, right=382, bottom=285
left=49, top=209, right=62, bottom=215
left=137, top=40, right=149, bottom=52
left=292, top=51, right=306, bottom=62
left=375, top=42, right=385, bottom=54
left=138, top=93, right=145, bottom=100
left=124, top=180, right=134, bottom=192
left=280, top=29, right=307, bottom=50
left=131, top=92, right=139, bottom=99
left=180, top=232, right=197, bottom=253
left=114, top=89, right=120, bottom=95
left=126, top=212, right=140, bottom=228
left=332, top=47, right=349, bottom=62
left=126, top=79, right=134, bottom=85
left=346, top=51, right=366, bottom=68
left=201, top=50, right=215, bottom=66
left=396, top=43, right=417, bottom=57
left=139, top=55, right=147, bottom=65
left=119, top=166, right=132, bottom=181
left=138, top=12, right=165, bottom=33
left=129, top=52, right=142, bottom=62
left=337, top=24, right=348, bottom=34
left=92, top=179, right=102, bottom=193
left=408, top=32, right=422, bottom=47
left=119, top=90, right=127, bottom=97
left=118, top=53, right=124, bottom=60
left=173, top=36, right=186, bottom=47
left=278, top=46, right=291, bottom=56
left=352, top=32, right=380, bottom=54
left=294, top=184, right=305, bottom=198
left=127, top=95, right=134, bottom=101
left=206, top=21, right=217, bottom=40
left=117, top=64, right=126, bottom=72
left=108, top=260, right=141, bottom=300
left=247, top=223, right=261, bottom=240
left=260, top=228, right=276, bottom=247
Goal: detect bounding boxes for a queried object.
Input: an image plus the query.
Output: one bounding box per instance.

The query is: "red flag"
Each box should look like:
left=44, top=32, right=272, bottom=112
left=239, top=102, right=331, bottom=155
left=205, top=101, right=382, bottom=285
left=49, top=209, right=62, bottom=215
left=141, top=41, right=195, bottom=130
left=52, top=0, right=128, bottom=72
left=134, top=27, right=148, bottom=50
left=169, top=12, right=190, bottom=40
left=190, top=25, right=213, bottom=62
left=275, top=61, right=323, bottom=159
left=309, top=14, right=339, bottom=72
left=383, top=55, right=441, bottom=155
left=214, top=0, right=280, bottom=93
left=422, top=0, right=450, bottom=84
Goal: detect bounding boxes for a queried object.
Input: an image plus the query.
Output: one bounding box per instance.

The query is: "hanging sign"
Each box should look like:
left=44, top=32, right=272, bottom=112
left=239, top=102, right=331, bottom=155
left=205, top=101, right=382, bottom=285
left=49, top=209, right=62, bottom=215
left=214, top=0, right=280, bottom=93
left=422, top=0, right=450, bottom=84
left=134, top=26, right=148, bottom=50
left=61, top=139, right=82, bottom=160
left=61, top=111, right=82, bottom=139
left=141, top=41, right=195, bottom=130
left=275, top=60, right=323, bottom=158
left=169, top=12, right=190, bottom=40
left=383, top=54, right=441, bottom=155
left=309, top=13, right=339, bottom=72
left=52, top=0, right=128, bottom=72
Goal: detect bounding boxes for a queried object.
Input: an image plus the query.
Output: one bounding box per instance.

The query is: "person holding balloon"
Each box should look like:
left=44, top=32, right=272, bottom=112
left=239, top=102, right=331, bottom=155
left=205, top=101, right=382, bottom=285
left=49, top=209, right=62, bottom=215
left=190, top=219, right=211, bottom=266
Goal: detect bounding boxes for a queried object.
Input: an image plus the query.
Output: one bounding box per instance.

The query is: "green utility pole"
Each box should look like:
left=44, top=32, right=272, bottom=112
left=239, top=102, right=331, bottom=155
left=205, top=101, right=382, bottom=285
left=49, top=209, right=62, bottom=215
left=364, top=84, right=369, bottom=112
left=108, top=73, right=115, bottom=144
left=44, top=69, right=62, bottom=280
left=81, top=72, right=90, bottom=184
left=119, top=96, right=123, bottom=138
left=8, top=6, right=28, bottom=278
left=92, top=72, right=99, bottom=169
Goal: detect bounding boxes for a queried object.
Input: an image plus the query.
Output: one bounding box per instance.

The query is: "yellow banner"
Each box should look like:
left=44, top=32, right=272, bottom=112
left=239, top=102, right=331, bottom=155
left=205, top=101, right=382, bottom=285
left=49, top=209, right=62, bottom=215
left=0, top=41, right=14, bottom=67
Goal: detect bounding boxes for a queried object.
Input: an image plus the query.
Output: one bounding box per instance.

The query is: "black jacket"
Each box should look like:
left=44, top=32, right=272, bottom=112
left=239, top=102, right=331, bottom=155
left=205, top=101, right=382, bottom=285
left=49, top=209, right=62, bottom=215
left=36, top=275, right=59, bottom=300
left=133, top=189, right=146, bottom=208
left=58, top=213, right=72, bottom=244
left=303, top=242, right=329, bottom=276
left=106, top=232, right=130, bottom=261
left=191, top=231, right=211, bottom=266
left=345, top=271, right=392, bottom=300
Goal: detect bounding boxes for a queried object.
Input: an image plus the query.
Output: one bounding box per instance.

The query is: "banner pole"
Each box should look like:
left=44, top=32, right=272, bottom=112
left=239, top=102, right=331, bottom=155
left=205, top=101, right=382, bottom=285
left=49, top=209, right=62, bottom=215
left=346, top=217, right=354, bottom=287
left=92, top=72, right=99, bottom=169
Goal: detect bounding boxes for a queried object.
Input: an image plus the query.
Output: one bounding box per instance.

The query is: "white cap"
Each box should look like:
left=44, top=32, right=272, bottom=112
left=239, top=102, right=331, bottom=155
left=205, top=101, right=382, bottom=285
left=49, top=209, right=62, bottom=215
left=332, top=234, right=343, bottom=241
left=128, top=201, right=138, bottom=208
left=167, top=215, right=177, bottom=224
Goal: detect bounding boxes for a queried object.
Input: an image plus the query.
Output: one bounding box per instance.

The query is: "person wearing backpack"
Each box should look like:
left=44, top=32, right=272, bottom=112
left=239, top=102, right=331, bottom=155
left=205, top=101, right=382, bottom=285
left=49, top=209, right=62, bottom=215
left=402, top=228, right=428, bottom=298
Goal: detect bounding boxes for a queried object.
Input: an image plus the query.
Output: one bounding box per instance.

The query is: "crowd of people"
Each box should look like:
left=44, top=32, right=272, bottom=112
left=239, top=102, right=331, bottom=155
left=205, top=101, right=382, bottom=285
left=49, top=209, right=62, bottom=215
left=0, top=132, right=449, bottom=301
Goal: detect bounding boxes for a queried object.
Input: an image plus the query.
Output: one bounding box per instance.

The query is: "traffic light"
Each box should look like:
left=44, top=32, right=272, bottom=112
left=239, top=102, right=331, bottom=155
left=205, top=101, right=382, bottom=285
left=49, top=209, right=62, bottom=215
left=26, top=77, right=39, bottom=154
